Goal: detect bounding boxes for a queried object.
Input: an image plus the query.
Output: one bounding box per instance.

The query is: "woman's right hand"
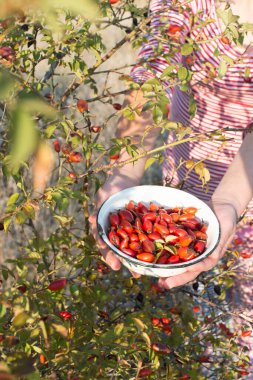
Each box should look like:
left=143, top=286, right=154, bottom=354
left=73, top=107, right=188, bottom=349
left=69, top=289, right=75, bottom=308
left=89, top=187, right=122, bottom=271
left=89, top=184, right=142, bottom=278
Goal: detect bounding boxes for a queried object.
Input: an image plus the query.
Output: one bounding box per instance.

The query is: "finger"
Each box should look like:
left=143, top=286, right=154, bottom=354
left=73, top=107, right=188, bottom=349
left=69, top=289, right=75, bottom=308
left=129, top=270, right=141, bottom=279
left=88, top=214, right=96, bottom=224
left=158, top=271, right=200, bottom=289
left=89, top=214, right=121, bottom=271
left=99, top=246, right=121, bottom=271
left=94, top=233, right=121, bottom=270
left=186, top=232, right=234, bottom=273
left=185, top=252, right=220, bottom=273
left=185, top=239, right=226, bottom=273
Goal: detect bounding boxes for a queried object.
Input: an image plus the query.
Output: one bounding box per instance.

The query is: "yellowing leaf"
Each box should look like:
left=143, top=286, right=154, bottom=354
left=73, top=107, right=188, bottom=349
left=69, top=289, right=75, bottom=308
left=7, top=193, right=19, bottom=206
left=133, top=318, right=146, bottom=332
left=114, top=323, right=124, bottom=336
left=12, top=311, right=29, bottom=327
left=141, top=332, right=151, bottom=348
left=15, top=211, right=28, bottom=224
left=51, top=323, right=68, bottom=338
left=144, top=157, right=157, bottom=171
left=230, top=250, right=240, bottom=259
left=54, top=215, right=73, bottom=226
left=227, top=259, right=235, bottom=267
left=23, top=204, right=36, bottom=219
left=195, top=162, right=210, bottom=185
left=185, top=159, right=195, bottom=169
left=3, top=217, right=12, bottom=232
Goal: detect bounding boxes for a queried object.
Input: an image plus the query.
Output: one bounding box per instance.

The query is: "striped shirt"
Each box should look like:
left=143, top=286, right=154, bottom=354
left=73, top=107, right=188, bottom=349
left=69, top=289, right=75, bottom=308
left=131, top=0, right=253, bottom=217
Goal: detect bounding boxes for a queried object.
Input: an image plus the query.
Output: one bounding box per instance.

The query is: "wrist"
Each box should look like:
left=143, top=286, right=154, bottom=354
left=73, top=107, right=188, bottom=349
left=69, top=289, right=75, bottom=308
left=210, top=196, right=240, bottom=222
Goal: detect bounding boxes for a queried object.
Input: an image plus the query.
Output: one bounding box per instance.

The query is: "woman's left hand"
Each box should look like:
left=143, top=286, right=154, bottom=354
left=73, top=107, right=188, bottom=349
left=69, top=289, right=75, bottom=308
left=158, top=200, right=238, bottom=289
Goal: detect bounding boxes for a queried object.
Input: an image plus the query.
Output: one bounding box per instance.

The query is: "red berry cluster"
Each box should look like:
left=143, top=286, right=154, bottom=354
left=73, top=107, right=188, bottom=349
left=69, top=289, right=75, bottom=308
left=151, top=317, right=172, bottom=335
left=60, top=311, right=72, bottom=320
left=107, top=201, right=208, bottom=264
left=54, top=140, right=83, bottom=168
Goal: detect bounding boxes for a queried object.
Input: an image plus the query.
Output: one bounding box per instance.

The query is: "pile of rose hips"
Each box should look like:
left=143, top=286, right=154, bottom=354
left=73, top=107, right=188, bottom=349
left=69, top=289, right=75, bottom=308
left=107, top=201, right=208, bottom=264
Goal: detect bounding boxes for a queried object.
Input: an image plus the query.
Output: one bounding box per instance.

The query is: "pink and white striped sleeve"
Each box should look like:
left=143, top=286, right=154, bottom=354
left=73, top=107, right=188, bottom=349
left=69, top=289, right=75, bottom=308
left=131, top=0, right=191, bottom=88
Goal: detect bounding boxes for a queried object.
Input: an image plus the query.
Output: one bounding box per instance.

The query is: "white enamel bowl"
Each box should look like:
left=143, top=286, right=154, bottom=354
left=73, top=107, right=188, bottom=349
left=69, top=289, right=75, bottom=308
left=97, top=186, right=220, bottom=278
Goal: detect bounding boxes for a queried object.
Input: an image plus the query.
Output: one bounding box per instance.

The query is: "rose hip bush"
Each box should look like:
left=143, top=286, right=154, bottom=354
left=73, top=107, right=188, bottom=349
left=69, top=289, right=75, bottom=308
left=0, top=0, right=252, bottom=379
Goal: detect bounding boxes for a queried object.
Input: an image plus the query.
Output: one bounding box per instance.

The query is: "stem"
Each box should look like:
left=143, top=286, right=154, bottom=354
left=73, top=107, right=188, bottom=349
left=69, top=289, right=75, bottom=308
left=79, top=127, right=230, bottom=179
left=181, top=289, right=253, bottom=324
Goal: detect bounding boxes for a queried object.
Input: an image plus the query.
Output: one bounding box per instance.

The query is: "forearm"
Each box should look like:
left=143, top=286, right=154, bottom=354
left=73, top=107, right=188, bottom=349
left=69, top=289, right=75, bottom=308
left=212, top=131, right=253, bottom=217
left=97, top=90, right=160, bottom=199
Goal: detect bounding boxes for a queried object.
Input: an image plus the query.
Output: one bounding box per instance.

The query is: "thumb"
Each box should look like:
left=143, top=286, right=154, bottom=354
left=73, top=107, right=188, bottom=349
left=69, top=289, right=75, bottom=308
left=89, top=213, right=97, bottom=224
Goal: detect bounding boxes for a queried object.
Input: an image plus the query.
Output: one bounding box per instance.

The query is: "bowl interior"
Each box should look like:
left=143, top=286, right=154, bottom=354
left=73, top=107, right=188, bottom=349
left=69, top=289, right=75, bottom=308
left=97, top=186, right=220, bottom=268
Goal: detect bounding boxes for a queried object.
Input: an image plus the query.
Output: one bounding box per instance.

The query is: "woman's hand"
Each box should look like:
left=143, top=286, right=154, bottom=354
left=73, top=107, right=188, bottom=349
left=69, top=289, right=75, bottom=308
left=158, top=200, right=238, bottom=289
left=89, top=185, right=142, bottom=278
left=89, top=187, right=122, bottom=271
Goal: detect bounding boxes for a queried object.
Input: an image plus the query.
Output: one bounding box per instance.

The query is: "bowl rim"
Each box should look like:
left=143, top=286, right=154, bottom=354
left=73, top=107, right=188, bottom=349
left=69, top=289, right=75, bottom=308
left=96, top=185, right=221, bottom=269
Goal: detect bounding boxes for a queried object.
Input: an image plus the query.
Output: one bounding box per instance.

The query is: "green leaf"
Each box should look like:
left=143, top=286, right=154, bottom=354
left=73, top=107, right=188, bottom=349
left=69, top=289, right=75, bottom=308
left=227, top=24, right=239, bottom=39
left=8, top=107, right=37, bottom=175
left=142, top=100, right=155, bottom=112
left=0, top=69, right=16, bottom=101
left=109, top=146, right=121, bottom=157
left=181, top=43, right=193, bottom=56
left=221, top=54, right=234, bottom=65
left=161, top=65, right=175, bottom=78
left=189, top=95, right=197, bottom=119
left=180, top=83, right=189, bottom=92
left=141, top=83, right=153, bottom=92
left=162, top=121, right=180, bottom=130
left=0, top=304, right=6, bottom=318
left=214, top=48, right=220, bottom=57
left=164, top=245, right=177, bottom=254
left=45, top=124, right=57, bottom=138
left=178, top=67, right=189, bottom=81
left=32, top=346, right=43, bottom=354
left=218, top=60, right=228, bottom=78
left=153, top=105, right=163, bottom=124
left=145, top=78, right=161, bottom=86
left=122, top=107, right=136, bottom=121
left=2, top=269, right=8, bottom=280
left=126, top=145, right=139, bottom=158
left=216, top=7, right=239, bottom=26
left=15, top=211, right=28, bottom=224
left=7, top=193, right=20, bottom=206
left=39, top=321, right=48, bottom=344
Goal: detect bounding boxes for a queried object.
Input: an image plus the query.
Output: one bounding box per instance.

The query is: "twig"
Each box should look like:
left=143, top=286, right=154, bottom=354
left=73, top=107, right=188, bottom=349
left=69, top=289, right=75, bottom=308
left=181, top=289, right=253, bottom=324
left=78, top=128, right=230, bottom=179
